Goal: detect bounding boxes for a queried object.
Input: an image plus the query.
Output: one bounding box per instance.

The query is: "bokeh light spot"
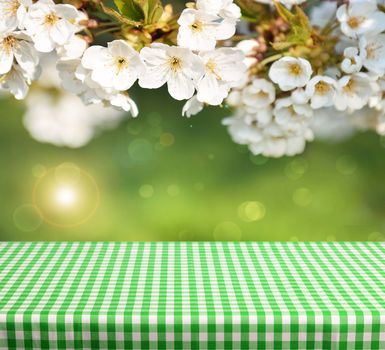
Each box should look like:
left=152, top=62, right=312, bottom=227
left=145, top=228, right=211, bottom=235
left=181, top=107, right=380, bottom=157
left=285, top=159, right=308, bottom=180
left=146, top=112, right=162, bottom=126
left=33, top=164, right=99, bottom=228
left=55, top=186, right=77, bottom=207
left=160, top=133, right=175, bottom=147
left=326, top=235, right=336, bottom=241
left=128, top=139, right=153, bottom=163
left=127, top=122, right=142, bottom=135
left=250, top=154, right=268, bottom=165
left=54, top=162, right=81, bottom=184
left=167, top=184, right=180, bottom=197
left=290, top=236, right=299, bottom=242
left=238, top=201, right=266, bottom=222
left=213, top=221, right=242, bottom=241
left=139, top=184, right=154, bottom=198
left=336, top=155, right=357, bottom=175
left=293, top=188, right=312, bottom=207
left=32, top=164, right=47, bottom=178
left=13, top=204, right=43, bottom=232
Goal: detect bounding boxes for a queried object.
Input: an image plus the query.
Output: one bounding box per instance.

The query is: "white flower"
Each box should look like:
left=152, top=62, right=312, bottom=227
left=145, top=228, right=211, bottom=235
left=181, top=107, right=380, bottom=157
left=241, top=78, right=275, bottom=111
left=0, top=31, right=39, bottom=75
left=196, top=48, right=246, bottom=105
left=0, top=0, right=30, bottom=31
left=291, top=88, right=309, bottom=105
left=139, top=43, right=204, bottom=100
left=336, top=1, right=385, bottom=38
left=223, top=112, right=313, bottom=158
left=305, top=76, right=336, bottom=109
left=311, top=107, right=356, bottom=142
left=244, top=107, right=273, bottom=126
left=82, top=40, right=145, bottom=91
left=177, top=9, right=235, bottom=51
left=274, top=97, right=313, bottom=131
left=57, top=35, right=87, bottom=59
left=182, top=95, right=204, bottom=117
left=359, top=34, right=385, bottom=75
left=57, top=58, right=139, bottom=114
left=0, top=64, right=30, bottom=99
left=341, top=47, right=362, bottom=74
left=269, top=57, right=312, bottom=91
left=24, top=0, right=82, bottom=52
left=310, top=1, right=337, bottom=29
left=236, top=39, right=259, bottom=67
left=196, top=0, right=241, bottom=20
left=23, top=90, right=127, bottom=148
left=334, top=73, right=372, bottom=111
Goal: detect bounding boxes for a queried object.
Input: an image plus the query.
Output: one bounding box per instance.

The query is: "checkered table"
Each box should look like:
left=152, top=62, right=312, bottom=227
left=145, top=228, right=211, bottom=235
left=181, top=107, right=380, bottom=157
left=0, top=242, right=385, bottom=349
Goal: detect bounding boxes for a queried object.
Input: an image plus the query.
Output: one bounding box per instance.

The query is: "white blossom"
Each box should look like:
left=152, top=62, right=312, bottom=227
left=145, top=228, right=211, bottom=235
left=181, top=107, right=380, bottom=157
left=336, top=1, right=385, bottom=38
left=23, top=90, right=127, bottom=148
left=236, top=39, right=259, bottom=68
left=24, top=0, right=82, bottom=52
left=177, top=9, right=236, bottom=51
left=311, top=107, right=356, bottom=142
left=341, top=47, right=362, bottom=74
left=310, top=1, right=337, bottom=29
left=274, top=97, right=313, bottom=132
left=334, top=73, right=373, bottom=111
left=57, top=35, right=87, bottom=59
left=139, top=43, right=204, bottom=100
left=241, top=78, right=275, bottom=111
left=223, top=113, right=313, bottom=158
left=196, top=48, right=246, bottom=105
left=305, top=75, right=336, bottom=109
left=57, top=58, right=139, bottom=115
left=81, top=40, right=145, bottom=91
left=196, top=0, right=241, bottom=21
left=0, top=0, right=31, bottom=31
left=0, top=31, right=39, bottom=76
left=182, top=95, right=204, bottom=117
left=359, top=34, right=385, bottom=75
left=0, top=64, right=31, bottom=99
left=269, top=57, right=312, bottom=91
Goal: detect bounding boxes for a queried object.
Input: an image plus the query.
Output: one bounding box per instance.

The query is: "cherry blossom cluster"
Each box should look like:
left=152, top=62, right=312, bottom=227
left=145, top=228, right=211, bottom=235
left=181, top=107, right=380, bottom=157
left=1, top=0, right=385, bottom=155
left=219, top=0, right=385, bottom=157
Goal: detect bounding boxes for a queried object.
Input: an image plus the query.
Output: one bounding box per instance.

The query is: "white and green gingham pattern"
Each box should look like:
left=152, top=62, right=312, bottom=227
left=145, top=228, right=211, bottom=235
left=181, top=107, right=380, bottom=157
left=0, top=242, right=385, bottom=349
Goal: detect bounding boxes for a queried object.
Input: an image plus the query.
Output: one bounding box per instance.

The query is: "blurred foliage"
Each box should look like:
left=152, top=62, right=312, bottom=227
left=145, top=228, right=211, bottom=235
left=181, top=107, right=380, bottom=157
left=0, top=87, right=385, bottom=242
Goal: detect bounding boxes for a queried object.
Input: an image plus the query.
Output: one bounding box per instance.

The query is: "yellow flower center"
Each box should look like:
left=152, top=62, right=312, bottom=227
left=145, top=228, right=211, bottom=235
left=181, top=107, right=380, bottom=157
left=3, top=0, right=19, bottom=16
left=190, top=21, right=203, bottom=33
left=2, top=35, right=16, bottom=54
left=315, top=81, right=331, bottom=95
left=169, top=56, right=182, bottom=72
left=343, top=79, right=355, bottom=94
left=44, top=13, right=59, bottom=26
left=366, top=43, right=380, bottom=60
left=347, top=16, right=364, bottom=29
left=205, top=59, right=221, bottom=80
left=288, top=63, right=302, bottom=76
left=115, top=57, right=129, bottom=72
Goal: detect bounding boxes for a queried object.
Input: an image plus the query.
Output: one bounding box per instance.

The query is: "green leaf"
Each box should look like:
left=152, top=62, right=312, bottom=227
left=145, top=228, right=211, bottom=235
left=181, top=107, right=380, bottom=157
left=114, top=0, right=145, bottom=21
left=235, top=0, right=266, bottom=22
left=142, top=0, right=163, bottom=24
left=275, top=4, right=311, bottom=46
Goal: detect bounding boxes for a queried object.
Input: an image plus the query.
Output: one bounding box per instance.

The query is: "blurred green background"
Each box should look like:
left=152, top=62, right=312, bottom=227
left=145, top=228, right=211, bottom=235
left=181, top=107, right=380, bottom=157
left=1, top=87, right=385, bottom=242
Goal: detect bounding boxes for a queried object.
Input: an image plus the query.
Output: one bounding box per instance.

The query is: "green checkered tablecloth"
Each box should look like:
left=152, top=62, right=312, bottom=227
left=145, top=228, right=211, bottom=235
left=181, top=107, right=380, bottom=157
left=1, top=242, right=385, bottom=349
